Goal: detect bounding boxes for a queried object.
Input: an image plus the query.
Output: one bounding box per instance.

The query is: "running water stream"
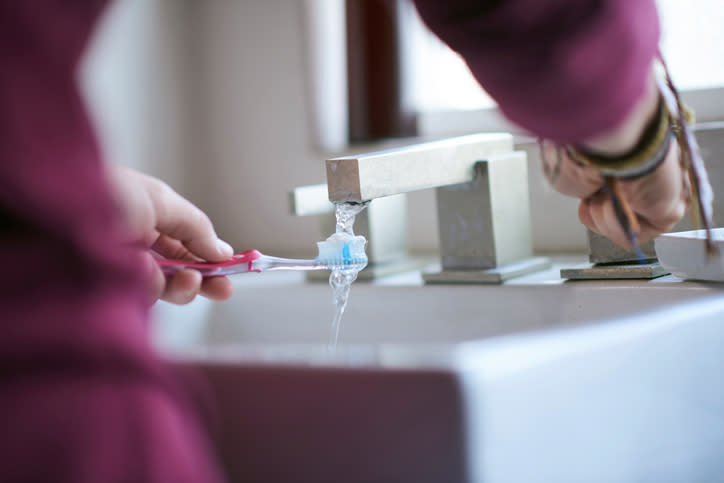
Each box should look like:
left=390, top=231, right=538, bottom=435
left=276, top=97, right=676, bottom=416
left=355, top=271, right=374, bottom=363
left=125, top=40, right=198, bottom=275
left=328, top=202, right=369, bottom=351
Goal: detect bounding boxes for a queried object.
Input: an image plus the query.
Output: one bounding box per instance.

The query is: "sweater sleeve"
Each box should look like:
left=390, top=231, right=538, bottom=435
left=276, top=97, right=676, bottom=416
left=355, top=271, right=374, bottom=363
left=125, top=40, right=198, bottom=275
left=0, top=3, right=224, bottom=482
left=412, top=0, right=661, bottom=143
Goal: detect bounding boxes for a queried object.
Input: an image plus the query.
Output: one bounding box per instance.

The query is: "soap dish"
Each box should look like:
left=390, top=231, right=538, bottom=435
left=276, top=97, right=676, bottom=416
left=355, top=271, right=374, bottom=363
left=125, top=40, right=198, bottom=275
left=654, top=228, right=724, bottom=282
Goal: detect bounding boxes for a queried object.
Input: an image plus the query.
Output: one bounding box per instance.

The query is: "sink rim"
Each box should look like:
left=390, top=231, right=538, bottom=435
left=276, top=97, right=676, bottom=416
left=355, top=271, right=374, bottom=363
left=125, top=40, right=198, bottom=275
left=163, top=293, right=724, bottom=374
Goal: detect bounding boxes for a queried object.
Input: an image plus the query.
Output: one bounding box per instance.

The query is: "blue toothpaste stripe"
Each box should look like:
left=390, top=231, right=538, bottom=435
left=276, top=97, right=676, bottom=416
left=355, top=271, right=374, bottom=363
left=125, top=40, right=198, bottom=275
left=342, top=241, right=351, bottom=262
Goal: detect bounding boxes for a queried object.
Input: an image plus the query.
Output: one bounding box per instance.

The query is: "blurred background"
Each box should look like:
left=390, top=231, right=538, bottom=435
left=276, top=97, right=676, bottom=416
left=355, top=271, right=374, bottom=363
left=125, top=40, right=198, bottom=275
left=79, top=0, right=724, bottom=259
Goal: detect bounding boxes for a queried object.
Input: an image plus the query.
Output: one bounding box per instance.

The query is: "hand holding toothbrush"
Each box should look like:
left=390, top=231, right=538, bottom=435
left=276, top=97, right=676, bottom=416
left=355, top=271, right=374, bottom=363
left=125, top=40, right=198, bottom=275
left=106, top=165, right=235, bottom=305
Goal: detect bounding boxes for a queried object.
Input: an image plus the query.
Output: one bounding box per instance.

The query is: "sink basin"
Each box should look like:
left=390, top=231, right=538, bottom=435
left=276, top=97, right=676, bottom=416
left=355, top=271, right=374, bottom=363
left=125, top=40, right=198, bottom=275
left=152, top=263, right=724, bottom=483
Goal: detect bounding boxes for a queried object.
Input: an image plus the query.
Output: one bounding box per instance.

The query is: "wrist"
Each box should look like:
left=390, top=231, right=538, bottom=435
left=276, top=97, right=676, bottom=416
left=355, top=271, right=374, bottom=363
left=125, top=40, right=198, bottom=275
left=567, top=92, right=673, bottom=179
left=581, top=69, right=659, bottom=156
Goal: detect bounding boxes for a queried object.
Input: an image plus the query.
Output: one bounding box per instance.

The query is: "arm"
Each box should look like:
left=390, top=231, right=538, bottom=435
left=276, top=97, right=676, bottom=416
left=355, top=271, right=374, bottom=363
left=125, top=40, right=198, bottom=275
left=412, top=0, right=661, bottom=144
left=413, top=0, right=689, bottom=247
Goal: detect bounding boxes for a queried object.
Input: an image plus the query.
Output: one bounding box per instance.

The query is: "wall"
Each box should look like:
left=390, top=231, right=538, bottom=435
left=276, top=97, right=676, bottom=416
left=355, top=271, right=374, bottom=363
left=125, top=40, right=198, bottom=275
left=185, top=0, right=330, bottom=257
left=80, top=0, right=193, bottom=192
left=696, top=124, right=724, bottom=228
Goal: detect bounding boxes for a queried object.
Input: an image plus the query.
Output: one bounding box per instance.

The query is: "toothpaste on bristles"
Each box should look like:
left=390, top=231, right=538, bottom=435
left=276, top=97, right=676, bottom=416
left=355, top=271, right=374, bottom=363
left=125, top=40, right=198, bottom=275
left=316, top=232, right=368, bottom=269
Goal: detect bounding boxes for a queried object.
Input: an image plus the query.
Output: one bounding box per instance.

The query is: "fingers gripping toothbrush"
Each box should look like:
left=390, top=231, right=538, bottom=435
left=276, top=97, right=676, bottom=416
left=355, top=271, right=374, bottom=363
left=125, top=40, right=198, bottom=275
left=156, top=233, right=368, bottom=277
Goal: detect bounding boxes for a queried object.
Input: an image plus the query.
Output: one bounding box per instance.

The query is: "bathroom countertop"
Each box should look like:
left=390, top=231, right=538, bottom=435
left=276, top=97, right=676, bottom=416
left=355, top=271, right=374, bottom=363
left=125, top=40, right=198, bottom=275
left=210, top=254, right=724, bottom=296
left=337, top=255, right=720, bottom=287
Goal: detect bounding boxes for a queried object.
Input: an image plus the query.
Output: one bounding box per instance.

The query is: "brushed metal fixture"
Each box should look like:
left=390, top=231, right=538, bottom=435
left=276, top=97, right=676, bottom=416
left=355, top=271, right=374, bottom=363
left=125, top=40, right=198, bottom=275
left=323, top=134, right=549, bottom=283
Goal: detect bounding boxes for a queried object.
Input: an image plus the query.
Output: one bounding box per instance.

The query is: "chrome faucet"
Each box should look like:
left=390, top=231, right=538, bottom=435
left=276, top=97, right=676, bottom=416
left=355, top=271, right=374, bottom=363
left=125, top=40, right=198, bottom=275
left=324, top=133, right=550, bottom=283
left=325, top=133, right=513, bottom=202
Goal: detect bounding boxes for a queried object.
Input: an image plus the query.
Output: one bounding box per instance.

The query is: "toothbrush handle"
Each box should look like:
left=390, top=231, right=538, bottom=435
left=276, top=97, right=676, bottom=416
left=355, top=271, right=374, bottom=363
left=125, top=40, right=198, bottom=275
left=257, top=256, right=320, bottom=271
left=156, top=249, right=263, bottom=277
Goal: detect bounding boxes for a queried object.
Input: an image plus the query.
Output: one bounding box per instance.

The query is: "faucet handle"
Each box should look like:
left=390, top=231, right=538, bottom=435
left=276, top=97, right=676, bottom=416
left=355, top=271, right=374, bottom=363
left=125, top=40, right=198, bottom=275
left=587, top=230, right=657, bottom=264
left=288, top=183, right=334, bottom=216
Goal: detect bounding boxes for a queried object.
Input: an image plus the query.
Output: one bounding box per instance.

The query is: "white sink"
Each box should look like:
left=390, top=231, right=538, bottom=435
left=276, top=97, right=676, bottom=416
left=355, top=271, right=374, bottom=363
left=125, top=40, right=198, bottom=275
left=152, top=262, right=724, bottom=483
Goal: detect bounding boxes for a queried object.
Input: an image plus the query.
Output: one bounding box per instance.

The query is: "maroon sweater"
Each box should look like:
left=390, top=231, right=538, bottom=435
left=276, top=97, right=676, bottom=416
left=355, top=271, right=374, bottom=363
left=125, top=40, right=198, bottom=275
left=0, top=1, right=659, bottom=481
left=413, top=0, right=660, bottom=142
left=0, top=2, right=222, bottom=482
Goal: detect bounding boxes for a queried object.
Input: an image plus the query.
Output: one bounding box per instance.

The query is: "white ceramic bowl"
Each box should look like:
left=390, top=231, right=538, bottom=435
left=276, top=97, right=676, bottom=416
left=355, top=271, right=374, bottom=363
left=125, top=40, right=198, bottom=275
left=655, top=228, right=724, bottom=282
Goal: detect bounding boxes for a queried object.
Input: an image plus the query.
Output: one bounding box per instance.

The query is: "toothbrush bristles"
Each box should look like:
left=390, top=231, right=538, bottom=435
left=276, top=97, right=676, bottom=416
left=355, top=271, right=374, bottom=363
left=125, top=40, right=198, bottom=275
left=316, top=234, right=368, bottom=270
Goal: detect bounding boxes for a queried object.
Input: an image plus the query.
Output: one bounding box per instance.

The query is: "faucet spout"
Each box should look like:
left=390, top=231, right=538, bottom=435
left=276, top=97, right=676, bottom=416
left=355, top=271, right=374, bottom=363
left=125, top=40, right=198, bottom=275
left=325, top=133, right=513, bottom=202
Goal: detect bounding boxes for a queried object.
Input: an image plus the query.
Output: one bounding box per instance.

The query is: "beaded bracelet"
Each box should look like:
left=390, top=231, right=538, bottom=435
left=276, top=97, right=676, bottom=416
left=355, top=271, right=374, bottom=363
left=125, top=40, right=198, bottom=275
left=566, top=94, right=673, bottom=179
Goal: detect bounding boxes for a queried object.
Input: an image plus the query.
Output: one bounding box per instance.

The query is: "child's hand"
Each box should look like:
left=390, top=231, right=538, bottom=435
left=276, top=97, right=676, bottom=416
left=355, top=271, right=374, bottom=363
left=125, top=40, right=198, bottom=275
left=106, top=165, right=235, bottom=305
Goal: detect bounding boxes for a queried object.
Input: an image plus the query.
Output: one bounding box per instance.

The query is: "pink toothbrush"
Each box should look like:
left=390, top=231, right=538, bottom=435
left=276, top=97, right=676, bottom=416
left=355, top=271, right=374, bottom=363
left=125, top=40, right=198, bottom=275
left=156, top=234, right=367, bottom=278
